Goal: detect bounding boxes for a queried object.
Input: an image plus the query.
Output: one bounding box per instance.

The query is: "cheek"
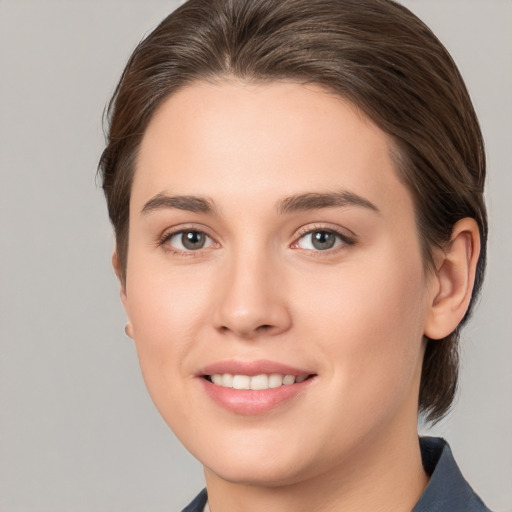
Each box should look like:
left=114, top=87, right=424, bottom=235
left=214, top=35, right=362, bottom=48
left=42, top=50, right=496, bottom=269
left=297, top=246, right=428, bottom=420
left=124, top=255, right=215, bottom=397
left=127, top=246, right=213, bottom=329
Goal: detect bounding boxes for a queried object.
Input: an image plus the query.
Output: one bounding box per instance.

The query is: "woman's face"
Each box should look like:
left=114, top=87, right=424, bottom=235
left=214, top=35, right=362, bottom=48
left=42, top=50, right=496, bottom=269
left=121, top=81, right=434, bottom=486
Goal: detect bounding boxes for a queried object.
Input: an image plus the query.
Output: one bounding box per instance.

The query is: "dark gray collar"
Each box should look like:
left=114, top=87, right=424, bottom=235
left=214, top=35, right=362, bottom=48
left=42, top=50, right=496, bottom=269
left=413, top=436, right=491, bottom=511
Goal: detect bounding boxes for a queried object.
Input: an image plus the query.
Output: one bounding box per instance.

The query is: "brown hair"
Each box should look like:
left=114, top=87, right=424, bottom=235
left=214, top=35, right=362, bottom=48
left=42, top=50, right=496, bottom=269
left=99, top=0, right=487, bottom=423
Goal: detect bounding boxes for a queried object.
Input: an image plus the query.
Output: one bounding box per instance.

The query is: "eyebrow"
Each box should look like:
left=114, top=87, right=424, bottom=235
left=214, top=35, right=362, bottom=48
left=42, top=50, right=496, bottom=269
left=276, top=191, right=380, bottom=214
left=140, top=190, right=379, bottom=216
left=141, top=193, right=215, bottom=215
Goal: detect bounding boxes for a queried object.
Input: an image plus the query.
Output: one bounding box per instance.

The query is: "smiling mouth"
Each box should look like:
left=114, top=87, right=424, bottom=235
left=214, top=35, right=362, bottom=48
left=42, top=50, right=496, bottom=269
left=204, top=373, right=315, bottom=390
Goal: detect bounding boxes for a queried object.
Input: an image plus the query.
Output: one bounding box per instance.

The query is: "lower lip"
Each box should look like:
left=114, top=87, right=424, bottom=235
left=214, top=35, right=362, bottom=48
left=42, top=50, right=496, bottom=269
left=200, top=377, right=315, bottom=415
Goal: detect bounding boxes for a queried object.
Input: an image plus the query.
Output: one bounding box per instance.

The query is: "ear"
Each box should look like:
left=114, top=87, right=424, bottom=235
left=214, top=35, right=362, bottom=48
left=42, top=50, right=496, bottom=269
left=424, top=218, right=481, bottom=340
left=112, top=250, right=134, bottom=338
left=112, top=249, right=128, bottom=307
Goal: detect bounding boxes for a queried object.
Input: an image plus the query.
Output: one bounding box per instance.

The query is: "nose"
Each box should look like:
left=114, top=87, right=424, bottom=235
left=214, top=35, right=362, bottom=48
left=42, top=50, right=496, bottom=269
left=212, top=249, right=292, bottom=339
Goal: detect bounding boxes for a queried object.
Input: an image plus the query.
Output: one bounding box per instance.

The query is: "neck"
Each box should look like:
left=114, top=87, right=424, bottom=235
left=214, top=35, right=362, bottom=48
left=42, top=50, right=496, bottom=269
left=204, top=421, right=428, bottom=512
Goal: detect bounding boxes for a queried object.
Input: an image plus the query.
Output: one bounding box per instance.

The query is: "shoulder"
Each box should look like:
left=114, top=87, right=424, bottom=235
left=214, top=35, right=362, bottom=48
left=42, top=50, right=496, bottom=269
left=413, top=436, right=493, bottom=512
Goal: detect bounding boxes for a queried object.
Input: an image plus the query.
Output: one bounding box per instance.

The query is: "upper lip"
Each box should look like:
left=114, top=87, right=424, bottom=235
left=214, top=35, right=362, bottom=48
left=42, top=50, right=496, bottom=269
left=198, top=359, right=315, bottom=377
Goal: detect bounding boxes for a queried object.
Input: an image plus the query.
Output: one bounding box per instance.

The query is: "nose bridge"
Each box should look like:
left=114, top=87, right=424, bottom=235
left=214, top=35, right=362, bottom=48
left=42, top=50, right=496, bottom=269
left=213, top=238, right=291, bottom=338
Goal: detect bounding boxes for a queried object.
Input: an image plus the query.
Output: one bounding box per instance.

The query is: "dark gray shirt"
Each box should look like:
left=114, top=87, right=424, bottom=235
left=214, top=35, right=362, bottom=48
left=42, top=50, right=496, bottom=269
left=181, top=437, right=492, bottom=512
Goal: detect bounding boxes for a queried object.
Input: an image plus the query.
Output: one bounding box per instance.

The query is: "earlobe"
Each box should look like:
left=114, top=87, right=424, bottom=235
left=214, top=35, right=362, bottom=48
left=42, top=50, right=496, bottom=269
left=424, top=218, right=481, bottom=340
left=125, top=322, right=134, bottom=339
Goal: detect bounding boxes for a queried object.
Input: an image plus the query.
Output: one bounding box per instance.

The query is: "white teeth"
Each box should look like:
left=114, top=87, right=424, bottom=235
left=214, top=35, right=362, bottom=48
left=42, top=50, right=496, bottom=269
left=268, top=373, right=284, bottom=388
left=211, top=374, right=223, bottom=385
left=232, top=375, right=251, bottom=389
left=250, top=374, right=269, bottom=390
left=282, top=374, right=295, bottom=385
left=208, top=373, right=309, bottom=390
left=222, top=374, right=234, bottom=387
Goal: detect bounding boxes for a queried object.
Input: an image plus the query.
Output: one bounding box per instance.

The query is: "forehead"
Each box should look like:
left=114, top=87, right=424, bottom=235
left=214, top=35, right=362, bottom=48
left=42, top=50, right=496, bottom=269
left=132, top=80, right=412, bottom=219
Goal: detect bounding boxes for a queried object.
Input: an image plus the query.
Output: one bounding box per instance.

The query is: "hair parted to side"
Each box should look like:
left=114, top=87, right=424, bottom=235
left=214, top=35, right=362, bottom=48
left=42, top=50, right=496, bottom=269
left=98, top=0, right=487, bottom=423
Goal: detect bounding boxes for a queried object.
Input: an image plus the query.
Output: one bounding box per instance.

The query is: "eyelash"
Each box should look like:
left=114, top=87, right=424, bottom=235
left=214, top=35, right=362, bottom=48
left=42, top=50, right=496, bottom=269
left=157, top=225, right=217, bottom=257
left=291, top=224, right=356, bottom=253
left=157, top=224, right=356, bottom=256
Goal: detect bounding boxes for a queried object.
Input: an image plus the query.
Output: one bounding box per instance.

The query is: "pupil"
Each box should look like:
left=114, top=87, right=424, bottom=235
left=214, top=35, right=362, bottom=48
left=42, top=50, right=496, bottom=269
left=312, top=231, right=335, bottom=250
left=182, top=231, right=205, bottom=250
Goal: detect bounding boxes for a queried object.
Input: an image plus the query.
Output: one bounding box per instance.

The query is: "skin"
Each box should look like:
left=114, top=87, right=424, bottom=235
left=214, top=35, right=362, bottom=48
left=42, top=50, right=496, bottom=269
left=115, top=80, right=480, bottom=512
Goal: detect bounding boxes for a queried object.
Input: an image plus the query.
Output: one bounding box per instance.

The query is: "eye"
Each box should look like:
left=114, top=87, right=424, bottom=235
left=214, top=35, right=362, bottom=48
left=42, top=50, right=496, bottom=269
left=295, top=229, right=348, bottom=251
left=164, top=230, right=215, bottom=251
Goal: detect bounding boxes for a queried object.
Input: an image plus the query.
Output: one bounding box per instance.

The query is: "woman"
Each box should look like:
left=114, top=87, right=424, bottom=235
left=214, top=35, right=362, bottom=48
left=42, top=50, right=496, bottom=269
left=99, top=0, right=491, bottom=510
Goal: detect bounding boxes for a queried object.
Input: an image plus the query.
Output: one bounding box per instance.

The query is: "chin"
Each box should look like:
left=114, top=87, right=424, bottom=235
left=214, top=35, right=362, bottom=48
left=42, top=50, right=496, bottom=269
left=205, top=455, right=309, bottom=487
left=188, top=427, right=320, bottom=487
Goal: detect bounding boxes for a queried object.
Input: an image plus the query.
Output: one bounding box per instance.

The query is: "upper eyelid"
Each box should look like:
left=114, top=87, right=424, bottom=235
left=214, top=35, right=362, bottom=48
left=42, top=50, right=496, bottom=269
left=293, top=223, right=356, bottom=241
left=159, top=223, right=217, bottom=240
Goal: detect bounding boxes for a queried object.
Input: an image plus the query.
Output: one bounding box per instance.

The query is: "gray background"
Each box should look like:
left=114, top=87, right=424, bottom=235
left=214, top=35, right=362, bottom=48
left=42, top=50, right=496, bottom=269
left=0, top=1, right=510, bottom=511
